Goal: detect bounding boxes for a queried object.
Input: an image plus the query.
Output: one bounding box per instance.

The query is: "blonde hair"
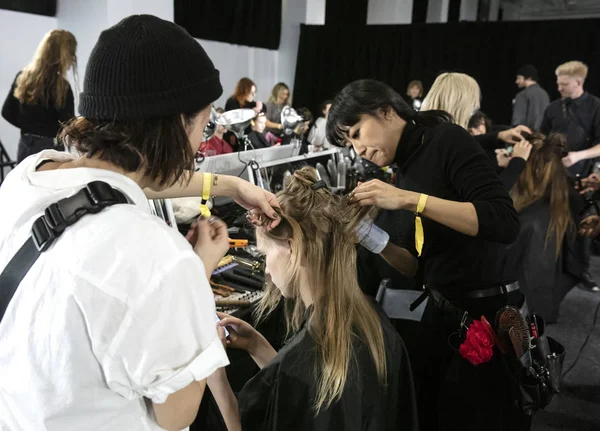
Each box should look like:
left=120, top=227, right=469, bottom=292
left=511, top=133, right=573, bottom=257
left=421, top=72, right=480, bottom=130
left=268, top=82, right=291, bottom=105
left=254, top=167, right=386, bottom=414
left=14, top=30, right=77, bottom=108
left=555, top=61, right=588, bottom=80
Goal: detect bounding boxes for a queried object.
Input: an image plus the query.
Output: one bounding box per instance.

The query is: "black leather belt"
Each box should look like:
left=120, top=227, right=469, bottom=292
left=462, top=282, right=520, bottom=299
left=409, top=282, right=521, bottom=312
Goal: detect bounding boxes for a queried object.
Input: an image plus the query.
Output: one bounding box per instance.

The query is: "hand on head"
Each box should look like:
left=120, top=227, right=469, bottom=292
left=498, top=125, right=532, bottom=145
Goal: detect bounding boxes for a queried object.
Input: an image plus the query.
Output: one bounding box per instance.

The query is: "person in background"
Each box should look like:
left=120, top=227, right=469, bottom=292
left=511, top=65, right=550, bottom=131
left=308, top=99, right=332, bottom=151
left=422, top=72, right=531, bottom=189
left=2, top=30, right=77, bottom=163
left=541, top=61, right=600, bottom=175
left=225, top=78, right=265, bottom=114
left=199, top=107, right=232, bottom=156
left=541, top=61, right=600, bottom=292
left=468, top=110, right=492, bottom=136
left=265, top=82, right=289, bottom=135
left=224, top=78, right=266, bottom=150
left=504, top=133, right=586, bottom=323
left=405, top=80, right=424, bottom=111
left=207, top=166, right=417, bottom=431
left=282, top=107, right=313, bottom=153
left=247, top=113, right=276, bottom=150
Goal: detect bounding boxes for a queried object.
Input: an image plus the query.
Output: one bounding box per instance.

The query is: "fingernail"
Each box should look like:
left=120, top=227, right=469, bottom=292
left=273, top=213, right=279, bottom=218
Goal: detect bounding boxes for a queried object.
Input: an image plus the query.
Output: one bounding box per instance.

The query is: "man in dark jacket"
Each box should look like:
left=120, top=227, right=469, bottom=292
left=512, top=65, right=550, bottom=130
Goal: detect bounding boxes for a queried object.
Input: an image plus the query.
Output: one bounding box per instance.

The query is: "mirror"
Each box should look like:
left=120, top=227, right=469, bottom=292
left=216, top=109, right=257, bottom=139
left=281, top=106, right=303, bottom=136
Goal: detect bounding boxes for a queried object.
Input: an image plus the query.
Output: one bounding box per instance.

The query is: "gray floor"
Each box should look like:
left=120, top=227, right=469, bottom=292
left=532, top=258, right=600, bottom=431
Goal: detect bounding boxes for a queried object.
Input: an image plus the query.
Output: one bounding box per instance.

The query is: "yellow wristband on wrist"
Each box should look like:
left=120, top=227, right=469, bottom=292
left=414, top=193, right=429, bottom=257
left=200, top=173, right=212, bottom=217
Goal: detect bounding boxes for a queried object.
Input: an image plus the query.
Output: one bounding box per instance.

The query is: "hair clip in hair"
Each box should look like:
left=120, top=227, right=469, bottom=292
left=311, top=180, right=328, bottom=190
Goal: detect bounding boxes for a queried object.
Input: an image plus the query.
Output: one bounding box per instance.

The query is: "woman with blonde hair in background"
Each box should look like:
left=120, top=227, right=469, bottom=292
left=265, top=82, right=290, bottom=134
left=2, top=30, right=77, bottom=163
left=207, top=166, right=417, bottom=431
left=423, top=72, right=534, bottom=189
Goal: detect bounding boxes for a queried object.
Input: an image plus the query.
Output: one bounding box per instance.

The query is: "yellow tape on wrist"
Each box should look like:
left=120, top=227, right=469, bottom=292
left=199, top=172, right=212, bottom=217
left=415, top=193, right=429, bottom=257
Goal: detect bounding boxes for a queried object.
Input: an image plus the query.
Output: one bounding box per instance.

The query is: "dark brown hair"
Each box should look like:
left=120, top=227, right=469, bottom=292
left=233, top=77, right=256, bottom=107
left=15, top=29, right=77, bottom=108
left=511, top=133, right=572, bottom=257
left=59, top=112, right=200, bottom=187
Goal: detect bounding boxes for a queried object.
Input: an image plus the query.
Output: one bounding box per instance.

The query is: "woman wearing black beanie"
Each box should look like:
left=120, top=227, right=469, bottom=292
left=0, top=15, right=278, bottom=431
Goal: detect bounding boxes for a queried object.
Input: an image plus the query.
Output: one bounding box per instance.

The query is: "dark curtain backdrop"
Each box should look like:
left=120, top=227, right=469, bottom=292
left=293, top=19, right=600, bottom=126
left=0, top=0, right=56, bottom=16
left=174, top=0, right=281, bottom=50
left=325, top=0, right=368, bottom=26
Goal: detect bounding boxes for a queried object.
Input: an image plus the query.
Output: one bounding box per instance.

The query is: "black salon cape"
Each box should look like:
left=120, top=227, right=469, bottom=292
left=503, top=194, right=585, bottom=323
left=237, top=304, right=417, bottom=431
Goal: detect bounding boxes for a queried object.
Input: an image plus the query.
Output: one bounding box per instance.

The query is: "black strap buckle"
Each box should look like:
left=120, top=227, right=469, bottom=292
left=32, top=181, right=127, bottom=252
left=32, top=216, right=55, bottom=252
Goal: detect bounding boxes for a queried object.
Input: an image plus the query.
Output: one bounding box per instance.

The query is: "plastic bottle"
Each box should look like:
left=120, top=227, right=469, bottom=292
left=354, top=218, right=389, bottom=254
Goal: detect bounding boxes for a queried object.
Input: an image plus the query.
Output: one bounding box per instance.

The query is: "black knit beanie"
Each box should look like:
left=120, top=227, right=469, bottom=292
left=80, top=15, right=222, bottom=120
left=516, top=65, right=539, bottom=82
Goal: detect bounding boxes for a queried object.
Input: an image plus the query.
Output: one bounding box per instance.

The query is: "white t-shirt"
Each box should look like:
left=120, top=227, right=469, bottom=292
left=0, top=151, right=229, bottom=431
left=308, top=117, right=331, bottom=150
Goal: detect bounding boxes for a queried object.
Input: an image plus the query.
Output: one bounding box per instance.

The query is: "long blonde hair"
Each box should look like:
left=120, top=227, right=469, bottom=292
left=421, top=72, right=480, bottom=129
left=267, top=82, right=290, bottom=105
left=511, top=133, right=573, bottom=257
left=254, top=167, right=386, bottom=413
left=14, top=30, right=77, bottom=108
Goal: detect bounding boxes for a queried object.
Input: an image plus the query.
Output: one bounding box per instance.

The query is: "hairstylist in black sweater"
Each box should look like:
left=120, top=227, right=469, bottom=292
left=327, top=80, right=528, bottom=431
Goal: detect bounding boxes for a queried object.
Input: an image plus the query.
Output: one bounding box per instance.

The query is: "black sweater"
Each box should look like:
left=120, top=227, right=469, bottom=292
left=392, top=123, right=520, bottom=292
left=2, top=72, right=74, bottom=138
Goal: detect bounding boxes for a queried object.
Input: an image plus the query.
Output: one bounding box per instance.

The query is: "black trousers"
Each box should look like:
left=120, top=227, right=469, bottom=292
left=17, top=134, right=62, bottom=164
left=408, top=295, right=532, bottom=431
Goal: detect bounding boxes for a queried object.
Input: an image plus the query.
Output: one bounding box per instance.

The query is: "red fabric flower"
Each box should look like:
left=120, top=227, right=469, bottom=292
left=459, top=319, right=495, bottom=366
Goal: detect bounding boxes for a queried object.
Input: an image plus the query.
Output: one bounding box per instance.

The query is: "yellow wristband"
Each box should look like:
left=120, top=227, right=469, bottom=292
left=416, top=193, right=429, bottom=215
left=202, top=172, right=212, bottom=201
left=414, top=194, right=429, bottom=257
left=199, top=173, right=212, bottom=217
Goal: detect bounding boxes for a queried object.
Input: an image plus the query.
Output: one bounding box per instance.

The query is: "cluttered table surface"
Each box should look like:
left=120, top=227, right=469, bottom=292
left=211, top=254, right=265, bottom=316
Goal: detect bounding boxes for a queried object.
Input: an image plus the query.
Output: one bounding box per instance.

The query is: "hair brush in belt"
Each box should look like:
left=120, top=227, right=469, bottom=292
left=496, top=306, right=531, bottom=358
